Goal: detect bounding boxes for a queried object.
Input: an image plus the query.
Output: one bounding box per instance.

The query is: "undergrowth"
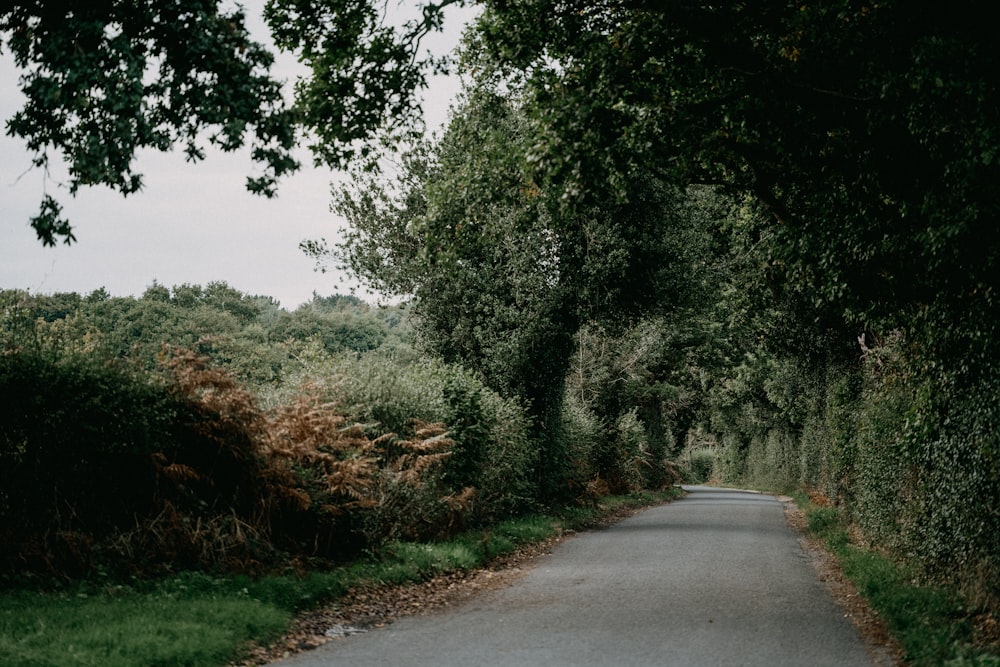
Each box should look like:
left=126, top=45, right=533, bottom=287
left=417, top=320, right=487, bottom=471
left=798, top=495, right=1000, bottom=666
left=0, top=489, right=680, bottom=667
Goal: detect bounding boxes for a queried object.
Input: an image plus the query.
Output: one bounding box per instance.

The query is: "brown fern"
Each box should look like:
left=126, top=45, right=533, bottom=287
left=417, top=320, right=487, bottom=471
left=263, top=384, right=380, bottom=516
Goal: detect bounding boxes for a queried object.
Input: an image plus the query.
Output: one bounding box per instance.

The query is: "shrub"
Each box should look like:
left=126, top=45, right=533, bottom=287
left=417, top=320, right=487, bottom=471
left=0, top=346, right=406, bottom=578
left=554, top=393, right=603, bottom=500
left=686, top=448, right=717, bottom=484
left=897, top=373, right=1000, bottom=607
left=0, top=350, right=186, bottom=577
left=276, top=350, right=539, bottom=522
left=457, top=386, right=537, bottom=520
left=359, top=422, right=469, bottom=544
left=595, top=409, right=648, bottom=494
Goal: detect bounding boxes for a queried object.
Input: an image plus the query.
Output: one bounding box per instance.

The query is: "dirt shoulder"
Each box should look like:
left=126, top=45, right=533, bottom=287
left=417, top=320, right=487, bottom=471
left=234, top=501, right=660, bottom=666
left=777, top=495, right=903, bottom=667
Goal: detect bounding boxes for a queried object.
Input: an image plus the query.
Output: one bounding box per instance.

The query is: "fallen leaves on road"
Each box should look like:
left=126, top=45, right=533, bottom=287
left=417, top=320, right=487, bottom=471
left=233, top=499, right=665, bottom=665
left=780, top=498, right=903, bottom=667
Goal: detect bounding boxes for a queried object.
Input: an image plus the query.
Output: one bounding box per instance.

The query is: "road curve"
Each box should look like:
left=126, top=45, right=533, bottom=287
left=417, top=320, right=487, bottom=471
left=273, top=486, right=872, bottom=666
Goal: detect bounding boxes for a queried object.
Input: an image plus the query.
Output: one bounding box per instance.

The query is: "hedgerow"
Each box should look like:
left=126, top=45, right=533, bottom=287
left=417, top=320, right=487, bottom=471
left=711, top=338, right=1000, bottom=610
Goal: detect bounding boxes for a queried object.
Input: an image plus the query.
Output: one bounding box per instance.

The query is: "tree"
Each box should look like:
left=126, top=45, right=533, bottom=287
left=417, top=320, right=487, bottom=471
left=327, top=87, right=578, bottom=427
left=319, top=82, right=718, bottom=499
left=262, top=0, right=463, bottom=166
left=268, top=308, right=388, bottom=354
left=470, top=0, right=1000, bottom=365
left=2, top=0, right=462, bottom=245
left=2, top=1, right=296, bottom=245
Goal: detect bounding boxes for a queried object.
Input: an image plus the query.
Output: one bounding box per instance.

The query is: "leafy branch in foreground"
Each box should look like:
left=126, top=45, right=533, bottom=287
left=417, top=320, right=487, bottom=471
left=2, top=0, right=463, bottom=244
left=2, top=1, right=299, bottom=245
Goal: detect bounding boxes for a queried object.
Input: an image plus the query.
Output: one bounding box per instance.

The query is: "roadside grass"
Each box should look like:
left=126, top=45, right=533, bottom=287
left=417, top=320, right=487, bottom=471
left=0, top=588, right=290, bottom=667
left=796, top=495, right=1000, bottom=667
left=0, top=488, right=680, bottom=667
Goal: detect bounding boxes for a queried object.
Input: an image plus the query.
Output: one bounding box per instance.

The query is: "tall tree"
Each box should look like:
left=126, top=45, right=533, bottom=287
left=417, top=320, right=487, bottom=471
left=327, top=86, right=694, bottom=412
left=318, top=83, right=713, bottom=498
left=471, top=0, right=1000, bottom=364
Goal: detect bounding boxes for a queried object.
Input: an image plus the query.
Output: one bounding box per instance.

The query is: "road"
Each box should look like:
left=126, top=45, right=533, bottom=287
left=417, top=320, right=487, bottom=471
left=273, top=486, right=873, bottom=666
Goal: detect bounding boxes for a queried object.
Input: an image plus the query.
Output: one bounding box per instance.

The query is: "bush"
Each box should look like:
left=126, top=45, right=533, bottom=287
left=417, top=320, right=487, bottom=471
left=279, top=351, right=539, bottom=523
left=554, top=393, right=604, bottom=500
left=595, top=409, right=648, bottom=494
left=898, top=373, right=1000, bottom=606
left=463, top=387, right=537, bottom=519
left=0, top=347, right=377, bottom=578
left=0, top=350, right=186, bottom=576
left=686, top=448, right=717, bottom=484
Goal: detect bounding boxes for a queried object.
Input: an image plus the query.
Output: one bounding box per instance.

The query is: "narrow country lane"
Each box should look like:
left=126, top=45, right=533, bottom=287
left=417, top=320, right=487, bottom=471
left=272, top=486, right=874, bottom=666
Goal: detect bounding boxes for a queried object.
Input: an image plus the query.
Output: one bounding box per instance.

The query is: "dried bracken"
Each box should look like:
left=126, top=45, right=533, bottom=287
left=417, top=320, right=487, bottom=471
left=151, top=351, right=469, bottom=569
left=1, top=344, right=481, bottom=579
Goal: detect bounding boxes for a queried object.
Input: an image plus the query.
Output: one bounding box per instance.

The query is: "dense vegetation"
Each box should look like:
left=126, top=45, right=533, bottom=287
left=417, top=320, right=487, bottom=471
left=315, top=71, right=1000, bottom=615
left=0, top=284, right=687, bottom=584
left=4, top=0, right=999, bottom=655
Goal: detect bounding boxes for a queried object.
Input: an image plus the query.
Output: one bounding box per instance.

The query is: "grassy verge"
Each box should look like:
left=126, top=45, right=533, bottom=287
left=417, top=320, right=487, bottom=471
left=0, top=489, right=680, bottom=667
left=794, top=493, right=1000, bottom=666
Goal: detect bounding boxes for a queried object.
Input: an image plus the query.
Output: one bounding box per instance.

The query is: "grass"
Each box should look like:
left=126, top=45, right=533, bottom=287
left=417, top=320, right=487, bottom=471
left=0, top=488, right=680, bottom=667
left=0, top=588, right=290, bottom=667
left=798, top=496, right=1000, bottom=667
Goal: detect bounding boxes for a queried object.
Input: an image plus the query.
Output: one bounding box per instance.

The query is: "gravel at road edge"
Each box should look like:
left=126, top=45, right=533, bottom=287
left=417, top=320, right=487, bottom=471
left=778, top=495, right=902, bottom=667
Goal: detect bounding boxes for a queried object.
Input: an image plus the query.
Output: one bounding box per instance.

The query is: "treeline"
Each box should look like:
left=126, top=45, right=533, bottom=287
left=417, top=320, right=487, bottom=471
left=0, top=283, right=688, bottom=584
left=313, top=76, right=1000, bottom=615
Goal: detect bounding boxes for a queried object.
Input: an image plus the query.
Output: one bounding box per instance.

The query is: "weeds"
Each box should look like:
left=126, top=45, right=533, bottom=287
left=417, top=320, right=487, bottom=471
left=800, top=498, right=1000, bottom=666
left=0, top=490, right=678, bottom=667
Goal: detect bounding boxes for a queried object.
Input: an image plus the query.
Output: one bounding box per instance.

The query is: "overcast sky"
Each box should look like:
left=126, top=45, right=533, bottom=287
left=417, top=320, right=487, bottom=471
left=0, top=2, right=474, bottom=310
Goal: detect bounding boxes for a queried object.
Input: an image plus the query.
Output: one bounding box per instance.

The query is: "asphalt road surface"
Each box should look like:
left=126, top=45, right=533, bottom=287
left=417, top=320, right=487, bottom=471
left=273, top=486, right=873, bottom=666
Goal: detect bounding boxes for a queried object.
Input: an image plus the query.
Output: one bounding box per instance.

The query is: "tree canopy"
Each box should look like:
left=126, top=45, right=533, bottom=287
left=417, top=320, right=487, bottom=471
left=471, top=1, right=1000, bottom=338
left=10, top=1, right=998, bottom=342
left=1, top=0, right=460, bottom=245
left=8, top=0, right=1000, bottom=443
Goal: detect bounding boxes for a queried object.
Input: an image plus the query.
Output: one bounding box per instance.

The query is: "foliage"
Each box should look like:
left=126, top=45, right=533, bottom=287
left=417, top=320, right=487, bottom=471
left=0, top=317, right=490, bottom=579
left=1, top=1, right=298, bottom=244
left=0, top=350, right=186, bottom=576
left=268, top=308, right=388, bottom=354
left=0, top=284, right=409, bottom=386
left=0, top=273, right=683, bottom=593
left=327, top=88, right=582, bottom=429
left=0, top=489, right=680, bottom=667
left=684, top=449, right=717, bottom=486
left=323, top=83, right=724, bottom=503
left=359, top=421, right=466, bottom=544
left=463, top=7, right=1000, bottom=608
left=552, top=392, right=603, bottom=499
left=279, top=349, right=538, bottom=522
left=603, top=409, right=650, bottom=494
left=262, top=0, right=461, bottom=168
left=473, top=1, right=1000, bottom=355
left=711, top=332, right=1000, bottom=606
left=802, top=498, right=1000, bottom=666
left=1, top=0, right=477, bottom=243
left=898, top=369, right=1000, bottom=606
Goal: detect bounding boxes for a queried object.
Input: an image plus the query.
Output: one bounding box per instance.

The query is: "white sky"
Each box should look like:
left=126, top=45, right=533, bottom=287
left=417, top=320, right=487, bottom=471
left=0, top=1, right=474, bottom=310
